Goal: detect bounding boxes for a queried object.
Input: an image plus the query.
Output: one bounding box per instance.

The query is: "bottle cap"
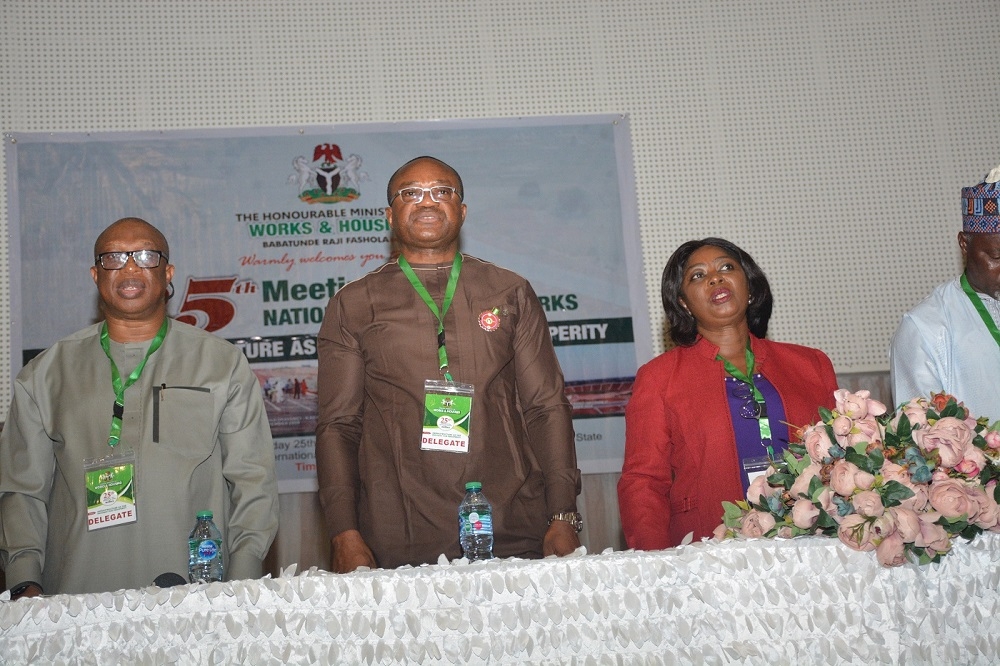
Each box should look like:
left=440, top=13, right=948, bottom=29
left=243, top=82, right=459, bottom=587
left=197, top=510, right=214, bottom=519
left=464, top=481, right=482, bottom=491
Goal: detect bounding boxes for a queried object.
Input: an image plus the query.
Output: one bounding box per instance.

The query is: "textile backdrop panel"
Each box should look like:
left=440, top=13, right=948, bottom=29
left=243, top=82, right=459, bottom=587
left=5, top=116, right=647, bottom=489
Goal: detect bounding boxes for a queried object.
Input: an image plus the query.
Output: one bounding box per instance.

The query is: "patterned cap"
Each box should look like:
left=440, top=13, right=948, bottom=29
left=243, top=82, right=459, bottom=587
left=963, top=164, right=1000, bottom=232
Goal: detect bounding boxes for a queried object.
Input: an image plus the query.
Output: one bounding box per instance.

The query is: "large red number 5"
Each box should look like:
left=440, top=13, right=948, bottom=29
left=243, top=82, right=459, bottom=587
left=175, top=276, right=238, bottom=332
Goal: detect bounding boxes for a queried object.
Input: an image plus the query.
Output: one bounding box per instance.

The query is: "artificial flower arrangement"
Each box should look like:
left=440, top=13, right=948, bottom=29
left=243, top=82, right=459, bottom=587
left=714, top=390, right=1000, bottom=566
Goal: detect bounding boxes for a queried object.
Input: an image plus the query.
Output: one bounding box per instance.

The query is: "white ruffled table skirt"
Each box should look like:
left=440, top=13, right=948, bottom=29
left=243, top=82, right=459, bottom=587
left=2, top=534, right=1000, bottom=664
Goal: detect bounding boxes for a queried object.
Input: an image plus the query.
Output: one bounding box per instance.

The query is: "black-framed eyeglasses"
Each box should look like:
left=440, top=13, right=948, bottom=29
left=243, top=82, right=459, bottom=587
left=731, top=382, right=763, bottom=420
left=95, top=249, right=168, bottom=270
left=389, top=186, right=462, bottom=205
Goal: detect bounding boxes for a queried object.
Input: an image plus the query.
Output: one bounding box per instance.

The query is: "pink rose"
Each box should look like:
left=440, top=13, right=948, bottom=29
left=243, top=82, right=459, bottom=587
left=985, top=481, right=1000, bottom=533
left=776, top=526, right=794, bottom=538
left=832, top=415, right=853, bottom=437
left=830, top=460, right=861, bottom=496
left=739, top=510, right=776, bottom=537
left=985, top=431, right=1000, bottom=451
left=789, top=462, right=822, bottom=499
left=747, top=471, right=779, bottom=506
left=712, top=523, right=729, bottom=540
left=847, top=417, right=884, bottom=448
left=913, top=416, right=974, bottom=469
left=915, top=512, right=951, bottom=555
left=791, top=498, right=820, bottom=529
left=834, top=389, right=888, bottom=420
left=969, top=485, right=1000, bottom=530
left=802, top=424, right=834, bottom=461
left=881, top=461, right=909, bottom=484
left=816, top=487, right=841, bottom=523
left=854, top=466, right=876, bottom=491
left=928, top=477, right=976, bottom=519
left=955, top=446, right=987, bottom=477
left=887, top=506, right=921, bottom=542
left=853, top=490, right=884, bottom=517
left=876, top=531, right=907, bottom=566
left=882, top=461, right=927, bottom=510
left=899, top=484, right=930, bottom=512
left=891, top=398, right=929, bottom=429
left=835, top=389, right=869, bottom=419
left=865, top=394, right=888, bottom=418
left=837, top=514, right=876, bottom=551
left=882, top=461, right=923, bottom=507
left=870, top=512, right=896, bottom=542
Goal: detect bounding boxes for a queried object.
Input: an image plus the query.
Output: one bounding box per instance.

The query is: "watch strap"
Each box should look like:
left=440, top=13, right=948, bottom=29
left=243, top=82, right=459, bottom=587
left=9, top=581, right=42, bottom=599
left=548, top=511, right=583, bottom=533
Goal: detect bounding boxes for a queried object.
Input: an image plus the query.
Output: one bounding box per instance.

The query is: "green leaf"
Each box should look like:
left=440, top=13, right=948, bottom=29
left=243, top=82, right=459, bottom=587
left=721, top=501, right=746, bottom=527
left=788, top=442, right=809, bottom=457
left=936, top=514, right=969, bottom=533
left=768, top=472, right=796, bottom=489
left=815, top=509, right=838, bottom=530
left=787, top=454, right=812, bottom=476
left=909, top=546, right=936, bottom=565
left=878, top=480, right=915, bottom=508
left=845, top=446, right=878, bottom=474
left=818, top=406, right=834, bottom=423
left=806, top=475, right=824, bottom=500
left=893, top=413, right=912, bottom=441
left=940, top=401, right=960, bottom=419
left=960, top=523, right=984, bottom=540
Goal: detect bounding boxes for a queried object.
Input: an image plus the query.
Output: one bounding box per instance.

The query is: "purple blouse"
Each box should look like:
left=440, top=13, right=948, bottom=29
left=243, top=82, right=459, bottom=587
left=724, top=374, right=790, bottom=493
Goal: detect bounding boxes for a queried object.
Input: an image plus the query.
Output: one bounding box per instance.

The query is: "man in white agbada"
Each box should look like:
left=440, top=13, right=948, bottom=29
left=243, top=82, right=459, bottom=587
left=890, top=163, right=1000, bottom=418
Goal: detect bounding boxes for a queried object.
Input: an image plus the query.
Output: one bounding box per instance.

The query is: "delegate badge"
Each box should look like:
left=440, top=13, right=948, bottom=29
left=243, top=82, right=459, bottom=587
left=421, top=379, right=475, bottom=453
left=742, top=455, right=771, bottom=489
left=84, top=449, right=138, bottom=531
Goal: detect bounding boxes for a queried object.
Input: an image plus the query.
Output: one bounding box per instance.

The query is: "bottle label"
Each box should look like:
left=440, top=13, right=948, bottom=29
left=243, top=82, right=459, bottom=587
left=196, top=539, right=220, bottom=561
left=461, top=511, right=493, bottom=536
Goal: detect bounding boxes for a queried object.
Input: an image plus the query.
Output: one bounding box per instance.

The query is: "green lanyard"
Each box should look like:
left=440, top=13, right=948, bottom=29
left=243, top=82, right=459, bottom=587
left=717, top=342, right=775, bottom=458
left=398, top=254, right=462, bottom=382
left=960, top=273, right=1000, bottom=350
left=100, top=318, right=168, bottom=447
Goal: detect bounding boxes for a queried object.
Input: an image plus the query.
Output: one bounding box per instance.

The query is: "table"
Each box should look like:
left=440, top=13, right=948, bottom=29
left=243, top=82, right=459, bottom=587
left=3, top=534, right=1000, bottom=664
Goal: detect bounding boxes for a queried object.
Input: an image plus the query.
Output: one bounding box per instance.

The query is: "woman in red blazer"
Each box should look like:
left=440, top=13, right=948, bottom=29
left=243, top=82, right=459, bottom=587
left=618, top=238, right=838, bottom=550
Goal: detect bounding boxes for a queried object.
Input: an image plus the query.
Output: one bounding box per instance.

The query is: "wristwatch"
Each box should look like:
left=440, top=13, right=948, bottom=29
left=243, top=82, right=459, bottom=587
left=9, top=581, right=42, bottom=600
left=548, top=512, right=584, bottom=533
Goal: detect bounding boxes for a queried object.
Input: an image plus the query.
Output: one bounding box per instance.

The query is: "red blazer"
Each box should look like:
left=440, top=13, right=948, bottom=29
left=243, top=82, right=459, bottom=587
left=618, top=335, right=838, bottom=550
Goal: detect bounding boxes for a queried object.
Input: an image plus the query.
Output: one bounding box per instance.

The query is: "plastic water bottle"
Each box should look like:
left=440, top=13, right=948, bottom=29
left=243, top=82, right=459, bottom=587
left=458, top=481, right=494, bottom=560
left=188, top=510, right=224, bottom=583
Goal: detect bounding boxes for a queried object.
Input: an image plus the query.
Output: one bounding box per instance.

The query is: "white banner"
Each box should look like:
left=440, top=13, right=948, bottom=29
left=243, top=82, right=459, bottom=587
left=5, top=116, right=649, bottom=490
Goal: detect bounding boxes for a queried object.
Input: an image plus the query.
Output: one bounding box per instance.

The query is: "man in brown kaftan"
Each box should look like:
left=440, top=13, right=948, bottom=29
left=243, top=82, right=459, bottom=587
left=315, top=157, right=582, bottom=572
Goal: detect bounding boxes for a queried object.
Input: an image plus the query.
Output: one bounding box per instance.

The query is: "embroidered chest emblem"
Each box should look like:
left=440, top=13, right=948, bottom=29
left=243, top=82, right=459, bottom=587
left=478, top=307, right=506, bottom=332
